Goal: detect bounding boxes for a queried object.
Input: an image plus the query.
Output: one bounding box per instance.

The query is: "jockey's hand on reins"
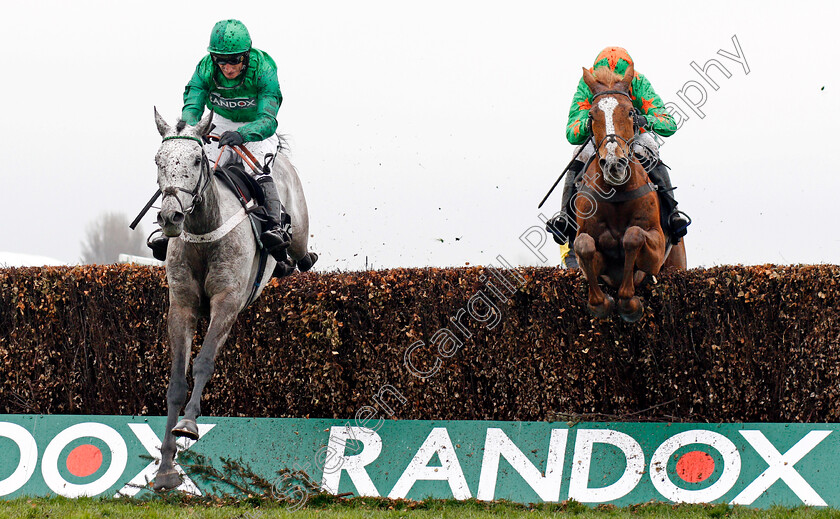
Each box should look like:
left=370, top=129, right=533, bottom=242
left=633, top=112, right=648, bottom=131
left=219, top=131, right=244, bottom=147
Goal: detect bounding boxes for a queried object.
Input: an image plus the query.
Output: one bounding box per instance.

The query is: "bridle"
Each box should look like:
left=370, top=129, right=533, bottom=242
left=588, top=89, right=642, bottom=160
left=160, top=135, right=212, bottom=216
left=580, top=88, right=658, bottom=204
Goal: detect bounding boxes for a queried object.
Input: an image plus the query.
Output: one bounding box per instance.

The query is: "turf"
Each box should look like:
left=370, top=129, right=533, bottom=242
left=3, top=498, right=840, bottom=519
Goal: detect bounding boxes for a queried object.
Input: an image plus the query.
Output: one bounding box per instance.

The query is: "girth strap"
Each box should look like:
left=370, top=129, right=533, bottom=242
left=244, top=247, right=269, bottom=308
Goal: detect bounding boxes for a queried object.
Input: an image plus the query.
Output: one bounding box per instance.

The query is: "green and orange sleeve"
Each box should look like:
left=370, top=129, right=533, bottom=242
left=565, top=77, right=593, bottom=145
left=565, top=72, right=677, bottom=144
left=630, top=73, right=676, bottom=137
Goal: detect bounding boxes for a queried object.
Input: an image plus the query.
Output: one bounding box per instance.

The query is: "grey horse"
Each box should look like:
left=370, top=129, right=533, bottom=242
left=151, top=109, right=316, bottom=491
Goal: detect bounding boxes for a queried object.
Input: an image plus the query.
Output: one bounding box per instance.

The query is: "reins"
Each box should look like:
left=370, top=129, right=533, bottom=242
left=210, top=139, right=267, bottom=175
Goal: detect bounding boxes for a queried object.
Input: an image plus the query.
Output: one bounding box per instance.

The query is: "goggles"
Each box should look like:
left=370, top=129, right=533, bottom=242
left=212, top=53, right=247, bottom=66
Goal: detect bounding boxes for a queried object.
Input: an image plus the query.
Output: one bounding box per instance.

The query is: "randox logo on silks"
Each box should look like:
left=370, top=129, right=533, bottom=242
left=209, top=93, right=256, bottom=110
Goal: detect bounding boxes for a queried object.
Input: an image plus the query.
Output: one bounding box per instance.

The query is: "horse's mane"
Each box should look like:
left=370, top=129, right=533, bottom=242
left=592, top=67, right=624, bottom=88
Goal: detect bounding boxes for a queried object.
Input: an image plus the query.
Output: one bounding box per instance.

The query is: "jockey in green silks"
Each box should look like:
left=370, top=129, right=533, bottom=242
left=148, top=19, right=291, bottom=263
left=546, top=47, right=690, bottom=268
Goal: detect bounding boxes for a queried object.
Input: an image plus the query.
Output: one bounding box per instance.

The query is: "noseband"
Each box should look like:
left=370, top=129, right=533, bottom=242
left=160, top=135, right=212, bottom=215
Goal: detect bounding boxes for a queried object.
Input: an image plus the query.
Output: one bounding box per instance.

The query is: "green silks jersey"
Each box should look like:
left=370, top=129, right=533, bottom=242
left=565, top=71, right=677, bottom=145
left=181, top=48, right=282, bottom=142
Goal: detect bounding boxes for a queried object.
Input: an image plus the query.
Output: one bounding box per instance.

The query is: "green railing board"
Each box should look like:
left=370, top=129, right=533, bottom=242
left=0, top=416, right=835, bottom=508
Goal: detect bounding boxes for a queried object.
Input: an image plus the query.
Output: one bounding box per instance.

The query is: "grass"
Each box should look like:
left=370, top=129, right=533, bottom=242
left=3, top=497, right=840, bottom=519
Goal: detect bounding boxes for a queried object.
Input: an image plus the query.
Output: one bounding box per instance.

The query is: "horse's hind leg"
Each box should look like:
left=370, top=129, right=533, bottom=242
left=663, top=240, right=687, bottom=270
left=273, top=155, right=317, bottom=271
left=296, top=251, right=318, bottom=272
left=574, top=233, right=614, bottom=318
left=154, top=304, right=197, bottom=491
left=173, top=291, right=239, bottom=440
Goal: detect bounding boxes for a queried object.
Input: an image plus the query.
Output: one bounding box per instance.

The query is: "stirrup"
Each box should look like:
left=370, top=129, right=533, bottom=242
left=546, top=214, right=575, bottom=245
left=146, top=229, right=169, bottom=262
left=669, top=210, right=691, bottom=239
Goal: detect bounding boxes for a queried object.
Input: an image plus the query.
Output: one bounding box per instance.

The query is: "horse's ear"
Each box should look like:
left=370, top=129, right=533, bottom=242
left=582, top=66, right=598, bottom=92
left=154, top=107, right=170, bottom=137
left=621, top=63, right=635, bottom=90
left=194, top=110, right=214, bottom=136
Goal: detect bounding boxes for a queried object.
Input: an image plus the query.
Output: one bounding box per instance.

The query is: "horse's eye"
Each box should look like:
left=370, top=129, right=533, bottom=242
left=194, top=157, right=201, bottom=167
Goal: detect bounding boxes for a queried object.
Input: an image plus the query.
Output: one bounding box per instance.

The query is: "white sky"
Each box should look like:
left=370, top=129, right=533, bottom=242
left=1, top=0, right=837, bottom=270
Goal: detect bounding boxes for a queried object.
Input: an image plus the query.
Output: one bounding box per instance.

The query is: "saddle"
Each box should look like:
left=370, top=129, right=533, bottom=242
left=214, top=163, right=264, bottom=211
left=213, top=163, right=294, bottom=280
left=213, top=162, right=271, bottom=233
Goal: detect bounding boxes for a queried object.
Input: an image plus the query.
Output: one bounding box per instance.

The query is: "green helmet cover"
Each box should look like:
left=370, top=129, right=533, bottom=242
left=208, top=19, right=252, bottom=55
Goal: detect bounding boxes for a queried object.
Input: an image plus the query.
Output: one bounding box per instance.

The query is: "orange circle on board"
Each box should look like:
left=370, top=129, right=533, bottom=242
left=676, top=450, right=715, bottom=483
left=66, top=444, right=103, bottom=478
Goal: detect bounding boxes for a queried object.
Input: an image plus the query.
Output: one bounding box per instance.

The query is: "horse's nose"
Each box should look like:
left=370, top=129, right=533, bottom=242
left=599, top=158, right=607, bottom=171
left=618, top=157, right=629, bottom=171
left=157, top=210, right=184, bottom=226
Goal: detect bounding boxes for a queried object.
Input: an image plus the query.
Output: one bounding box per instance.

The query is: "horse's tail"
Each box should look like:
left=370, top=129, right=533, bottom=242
left=275, top=133, right=289, bottom=153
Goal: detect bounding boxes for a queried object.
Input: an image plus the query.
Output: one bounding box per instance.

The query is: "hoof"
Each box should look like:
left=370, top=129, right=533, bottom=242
left=633, top=271, right=648, bottom=287
left=297, top=252, right=318, bottom=272
left=153, top=470, right=182, bottom=491
left=618, top=296, right=644, bottom=323
left=171, top=418, right=199, bottom=441
left=587, top=294, right=615, bottom=318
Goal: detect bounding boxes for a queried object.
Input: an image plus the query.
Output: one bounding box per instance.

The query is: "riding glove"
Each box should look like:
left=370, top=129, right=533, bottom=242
left=633, top=112, right=648, bottom=130
left=219, top=131, right=245, bottom=147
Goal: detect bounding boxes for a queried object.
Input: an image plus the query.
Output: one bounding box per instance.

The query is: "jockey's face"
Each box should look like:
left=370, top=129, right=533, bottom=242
left=219, top=62, right=245, bottom=80
left=212, top=53, right=247, bottom=80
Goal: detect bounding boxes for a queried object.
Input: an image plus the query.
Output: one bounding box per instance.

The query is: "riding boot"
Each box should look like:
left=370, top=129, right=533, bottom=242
left=256, top=175, right=293, bottom=261
left=545, top=159, right=585, bottom=245
left=648, top=162, right=690, bottom=242
left=146, top=229, right=169, bottom=262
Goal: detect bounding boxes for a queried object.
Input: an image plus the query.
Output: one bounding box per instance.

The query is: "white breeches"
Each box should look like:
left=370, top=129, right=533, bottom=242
left=204, top=114, right=279, bottom=177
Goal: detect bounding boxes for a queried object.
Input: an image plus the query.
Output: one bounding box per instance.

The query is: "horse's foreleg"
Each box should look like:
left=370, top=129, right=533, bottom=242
left=154, top=304, right=197, bottom=491
left=173, top=292, right=240, bottom=440
left=574, top=233, right=614, bottom=318
left=617, top=226, right=649, bottom=322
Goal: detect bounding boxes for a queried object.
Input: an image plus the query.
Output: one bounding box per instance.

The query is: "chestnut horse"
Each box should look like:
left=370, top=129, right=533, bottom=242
left=573, top=63, right=686, bottom=322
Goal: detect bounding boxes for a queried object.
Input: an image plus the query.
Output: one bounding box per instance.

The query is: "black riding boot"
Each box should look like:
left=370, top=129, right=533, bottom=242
left=147, top=230, right=169, bottom=262
left=648, top=162, right=690, bottom=242
left=257, top=175, right=293, bottom=261
left=545, top=159, right=585, bottom=245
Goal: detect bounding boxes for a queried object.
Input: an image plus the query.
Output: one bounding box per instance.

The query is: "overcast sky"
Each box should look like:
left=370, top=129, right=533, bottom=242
left=1, top=0, right=837, bottom=270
